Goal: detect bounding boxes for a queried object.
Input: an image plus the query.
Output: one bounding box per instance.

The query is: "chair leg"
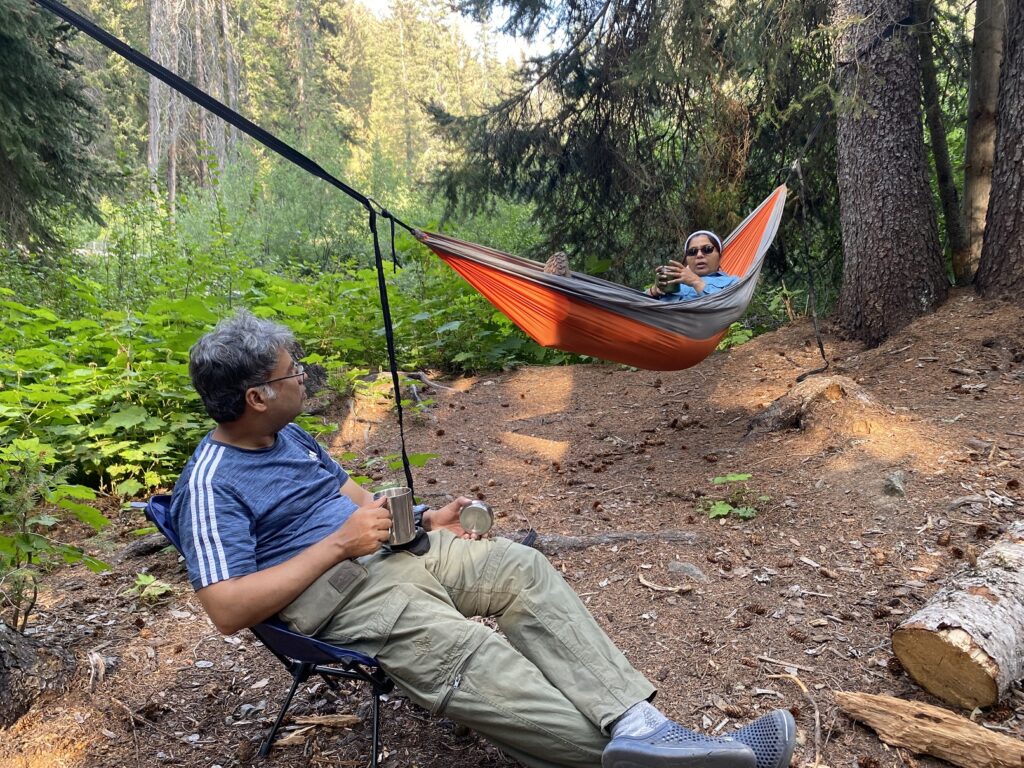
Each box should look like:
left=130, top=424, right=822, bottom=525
left=370, top=688, right=381, bottom=768
left=259, top=665, right=308, bottom=757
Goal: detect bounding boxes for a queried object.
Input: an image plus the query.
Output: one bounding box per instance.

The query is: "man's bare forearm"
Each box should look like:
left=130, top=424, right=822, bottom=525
left=197, top=534, right=350, bottom=635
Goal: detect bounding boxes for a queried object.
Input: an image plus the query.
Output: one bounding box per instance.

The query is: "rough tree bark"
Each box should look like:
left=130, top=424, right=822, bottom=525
left=892, top=520, right=1024, bottom=709
left=0, top=622, right=74, bottom=728
left=218, top=0, right=240, bottom=157
left=917, top=0, right=969, bottom=270
left=194, top=0, right=208, bottom=187
left=147, top=0, right=166, bottom=189
left=975, top=0, right=1024, bottom=298
left=961, top=0, right=1007, bottom=284
left=833, top=0, right=947, bottom=346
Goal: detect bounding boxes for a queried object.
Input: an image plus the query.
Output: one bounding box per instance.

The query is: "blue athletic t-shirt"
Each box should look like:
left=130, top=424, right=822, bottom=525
left=168, top=423, right=357, bottom=590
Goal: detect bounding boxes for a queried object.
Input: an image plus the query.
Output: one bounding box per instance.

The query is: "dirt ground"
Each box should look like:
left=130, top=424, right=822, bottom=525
left=3, top=287, right=1023, bottom=768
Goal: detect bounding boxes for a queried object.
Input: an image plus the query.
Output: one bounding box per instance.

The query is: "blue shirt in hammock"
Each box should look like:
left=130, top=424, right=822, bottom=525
left=167, top=423, right=356, bottom=590
left=657, top=271, right=739, bottom=302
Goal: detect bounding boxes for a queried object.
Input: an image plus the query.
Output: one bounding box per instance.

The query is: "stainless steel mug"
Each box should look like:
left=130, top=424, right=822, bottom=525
left=374, top=486, right=416, bottom=546
left=460, top=500, right=494, bottom=536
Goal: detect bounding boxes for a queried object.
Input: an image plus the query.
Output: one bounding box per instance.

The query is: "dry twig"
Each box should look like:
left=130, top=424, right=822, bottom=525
left=768, top=674, right=821, bottom=768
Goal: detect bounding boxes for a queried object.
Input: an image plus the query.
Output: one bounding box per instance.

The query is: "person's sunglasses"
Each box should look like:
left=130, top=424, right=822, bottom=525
left=259, top=359, right=306, bottom=385
left=685, top=244, right=718, bottom=257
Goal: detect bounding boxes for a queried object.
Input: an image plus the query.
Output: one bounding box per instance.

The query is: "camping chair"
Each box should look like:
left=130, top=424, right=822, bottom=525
left=145, top=494, right=396, bottom=764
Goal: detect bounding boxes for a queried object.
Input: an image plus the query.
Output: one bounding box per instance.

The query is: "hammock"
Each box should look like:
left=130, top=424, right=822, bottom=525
left=417, top=185, right=788, bottom=371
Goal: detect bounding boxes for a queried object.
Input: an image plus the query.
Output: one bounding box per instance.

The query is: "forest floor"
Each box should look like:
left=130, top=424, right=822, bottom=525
left=3, top=287, right=1024, bottom=768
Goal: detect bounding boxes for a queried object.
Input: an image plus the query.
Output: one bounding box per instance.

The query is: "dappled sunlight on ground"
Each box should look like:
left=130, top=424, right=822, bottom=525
left=1, top=707, right=90, bottom=768
left=498, top=431, right=569, bottom=464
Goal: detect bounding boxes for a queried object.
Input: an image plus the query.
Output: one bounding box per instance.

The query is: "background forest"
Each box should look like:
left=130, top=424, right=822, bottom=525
left=1, top=0, right=1022, bottom=629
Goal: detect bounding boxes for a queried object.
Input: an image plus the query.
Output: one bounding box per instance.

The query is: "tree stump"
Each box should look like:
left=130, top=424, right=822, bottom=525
left=0, top=621, right=74, bottom=728
left=746, top=375, right=875, bottom=436
left=892, top=521, right=1024, bottom=709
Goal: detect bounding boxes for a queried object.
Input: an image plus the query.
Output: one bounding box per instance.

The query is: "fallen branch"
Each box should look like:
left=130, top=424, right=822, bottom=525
left=835, top=691, right=1024, bottom=768
left=362, top=371, right=461, bottom=392
left=523, top=530, right=701, bottom=554
left=292, top=714, right=361, bottom=728
left=638, top=572, right=692, bottom=594
left=756, top=655, right=815, bottom=674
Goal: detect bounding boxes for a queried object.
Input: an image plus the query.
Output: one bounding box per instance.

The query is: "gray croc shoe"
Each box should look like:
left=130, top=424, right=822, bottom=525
left=729, top=709, right=797, bottom=768
left=602, top=721, right=757, bottom=768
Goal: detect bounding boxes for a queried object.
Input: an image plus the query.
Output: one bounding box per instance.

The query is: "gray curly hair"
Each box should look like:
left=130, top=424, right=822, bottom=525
left=189, top=310, right=296, bottom=423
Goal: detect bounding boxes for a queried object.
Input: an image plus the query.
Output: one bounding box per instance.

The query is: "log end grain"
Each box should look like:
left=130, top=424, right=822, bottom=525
left=892, top=625, right=1000, bottom=709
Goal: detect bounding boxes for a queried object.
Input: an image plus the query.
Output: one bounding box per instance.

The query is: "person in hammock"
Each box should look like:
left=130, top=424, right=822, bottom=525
left=646, top=230, right=738, bottom=301
left=168, top=310, right=798, bottom=768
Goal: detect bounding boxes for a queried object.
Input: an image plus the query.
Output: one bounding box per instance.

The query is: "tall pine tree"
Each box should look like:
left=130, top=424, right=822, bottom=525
left=0, top=0, right=107, bottom=249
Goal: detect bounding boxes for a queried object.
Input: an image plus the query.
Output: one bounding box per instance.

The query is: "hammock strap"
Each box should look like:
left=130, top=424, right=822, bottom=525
left=29, top=0, right=419, bottom=493
left=791, top=159, right=830, bottom=383
left=369, top=209, right=415, bottom=491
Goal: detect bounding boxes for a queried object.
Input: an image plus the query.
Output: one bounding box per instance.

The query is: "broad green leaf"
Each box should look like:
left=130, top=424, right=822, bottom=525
left=707, top=501, right=734, bottom=518
left=57, top=500, right=110, bottom=530
left=115, top=478, right=144, bottom=498
left=102, top=406, right=150, bottom=430
left=53, top=484, right=96, bottom=500
left=712, top=473, right=752, bottom=484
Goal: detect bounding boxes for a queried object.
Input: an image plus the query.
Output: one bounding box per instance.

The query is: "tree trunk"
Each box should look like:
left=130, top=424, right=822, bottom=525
left=833, top=0, right=947, bottom=346
left=0, top=622, right=74, bottom=728
left=975, top=0, right=1024, bottom=297
left=891, top=520, right=1024, bottom=709
left=961, top=0, right=1007, bottom=284
left=218, top=0, right=240, bottom=156
left=147, top=0, right=165, bottom=193
left=194, top=0, right=208, bottom=187
left=917, top=0, right=969, bottom=272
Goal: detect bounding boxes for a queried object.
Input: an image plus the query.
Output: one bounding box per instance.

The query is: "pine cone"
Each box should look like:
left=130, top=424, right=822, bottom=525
left=543, top=250, right=571, bottom=277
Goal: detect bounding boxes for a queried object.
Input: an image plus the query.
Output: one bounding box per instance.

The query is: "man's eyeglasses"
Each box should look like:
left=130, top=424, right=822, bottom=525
left=259, top=359, right=306, bottom=385
left=685, top=244, right=718, bottom=257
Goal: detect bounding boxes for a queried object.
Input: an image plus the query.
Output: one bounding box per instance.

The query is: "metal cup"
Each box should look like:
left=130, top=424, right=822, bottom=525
left=460, top=500, right=494, bottom=536
left=374, top=486, right=416, bottom=546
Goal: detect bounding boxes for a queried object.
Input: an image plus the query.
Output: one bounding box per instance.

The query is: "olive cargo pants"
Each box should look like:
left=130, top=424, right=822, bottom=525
left=280, top=530, right=655, bottom=767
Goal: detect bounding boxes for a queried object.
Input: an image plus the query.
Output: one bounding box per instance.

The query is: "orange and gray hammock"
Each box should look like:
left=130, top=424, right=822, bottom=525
left=417, top=185, right=787, bottom=370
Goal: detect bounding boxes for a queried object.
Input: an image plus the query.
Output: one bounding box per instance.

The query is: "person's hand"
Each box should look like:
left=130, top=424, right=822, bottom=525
left=335, top=497, right=392, bottom=558
left=423, top=496, right=483, bottom=539
left=661, top=259, right=705, bottom=292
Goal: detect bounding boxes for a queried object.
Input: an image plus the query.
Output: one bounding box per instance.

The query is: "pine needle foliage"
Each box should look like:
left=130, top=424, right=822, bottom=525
left=0, top=0, right=109, bottom=250
left=432, top=0, right=838, bottom=288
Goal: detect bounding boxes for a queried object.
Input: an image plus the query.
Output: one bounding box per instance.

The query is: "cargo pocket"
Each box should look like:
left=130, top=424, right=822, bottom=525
left=278, top=559, right=368, bottom=637
left=349, top=585, right=412, bottom=659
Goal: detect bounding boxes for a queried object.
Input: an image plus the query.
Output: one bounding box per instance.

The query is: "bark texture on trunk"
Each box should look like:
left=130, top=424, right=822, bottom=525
left=961, top=0, right=1007, bottom=283
left=0, top=622, right=74, bottom=728
left=917, top=0, right=969, bottom=270
left=833, top=0, right=947, bottom=346
left=975, top=0, right=1024, bottom=298
left=892, top=521, right=1024, bottom=709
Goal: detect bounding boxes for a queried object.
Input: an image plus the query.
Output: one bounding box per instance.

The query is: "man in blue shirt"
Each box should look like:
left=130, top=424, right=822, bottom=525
left=169, top=311, right=795, bottom=768
left=647, top=230, right=738, bottom=301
